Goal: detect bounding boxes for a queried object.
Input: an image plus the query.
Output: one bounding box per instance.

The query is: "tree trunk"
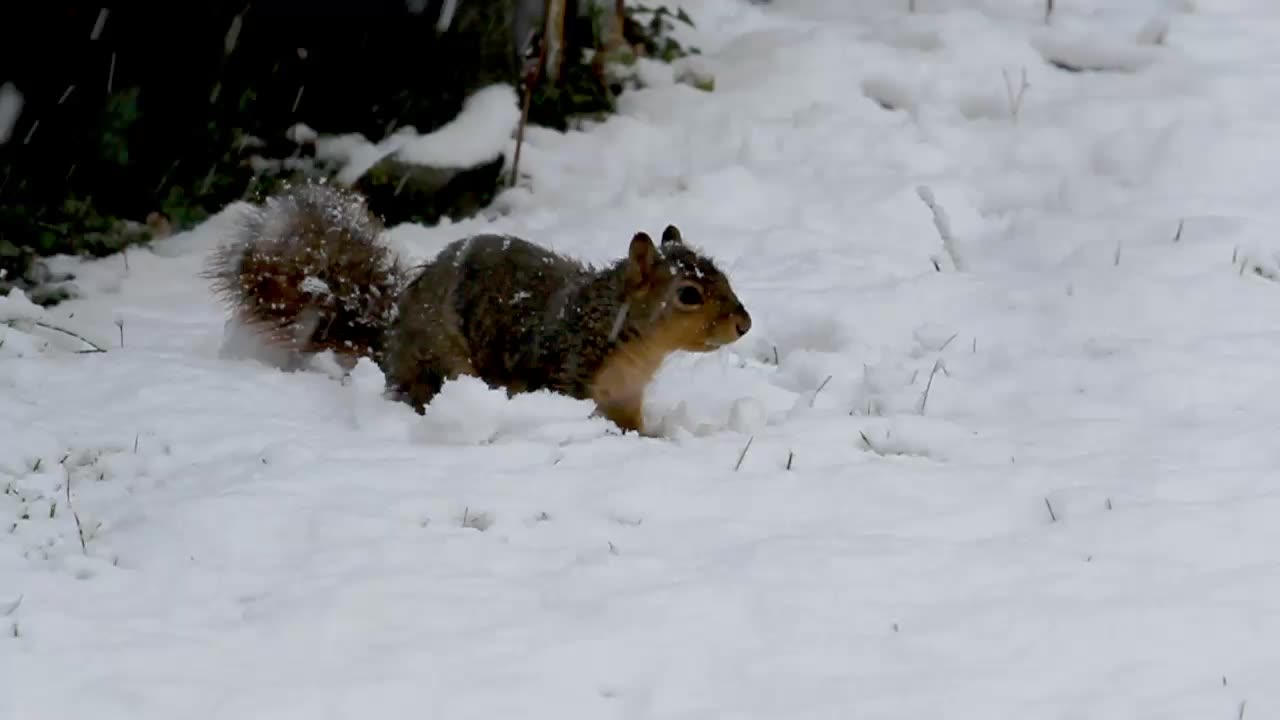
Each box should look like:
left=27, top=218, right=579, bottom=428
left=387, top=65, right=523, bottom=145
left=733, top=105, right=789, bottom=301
left=542, top=0, right=568, bottom=84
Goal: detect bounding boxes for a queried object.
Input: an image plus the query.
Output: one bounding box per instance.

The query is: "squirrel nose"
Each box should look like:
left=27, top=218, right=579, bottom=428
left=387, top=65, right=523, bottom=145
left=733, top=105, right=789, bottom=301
left=735, top=309, right=752, bottom=337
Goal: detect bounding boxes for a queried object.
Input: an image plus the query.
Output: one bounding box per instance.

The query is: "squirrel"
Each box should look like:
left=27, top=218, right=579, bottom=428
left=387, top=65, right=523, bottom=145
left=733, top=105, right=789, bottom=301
left=204, top=181, right=753, bottom=435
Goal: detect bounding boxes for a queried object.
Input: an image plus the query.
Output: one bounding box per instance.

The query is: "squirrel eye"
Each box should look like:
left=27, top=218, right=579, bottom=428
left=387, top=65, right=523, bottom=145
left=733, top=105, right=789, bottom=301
left=677, top=285, right=704, bottom=306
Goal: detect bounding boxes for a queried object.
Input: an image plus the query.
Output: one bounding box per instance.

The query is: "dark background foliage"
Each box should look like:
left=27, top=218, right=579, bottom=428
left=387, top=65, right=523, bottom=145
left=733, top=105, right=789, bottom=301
left=0, top=1, right=699, bottom=302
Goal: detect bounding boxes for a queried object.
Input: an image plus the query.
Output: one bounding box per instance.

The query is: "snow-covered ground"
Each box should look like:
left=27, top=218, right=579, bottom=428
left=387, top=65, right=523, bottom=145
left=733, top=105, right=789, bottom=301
left=6, top=0, right=1280, bottom=716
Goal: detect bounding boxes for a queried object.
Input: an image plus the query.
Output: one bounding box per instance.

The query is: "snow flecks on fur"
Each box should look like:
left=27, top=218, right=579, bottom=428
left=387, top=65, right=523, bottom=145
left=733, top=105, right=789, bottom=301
left=203, top=181, right=403, bottom=364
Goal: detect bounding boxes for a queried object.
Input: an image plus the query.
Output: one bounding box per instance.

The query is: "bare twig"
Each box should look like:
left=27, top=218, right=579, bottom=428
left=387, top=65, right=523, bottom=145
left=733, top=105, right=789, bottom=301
left=510, top=72, right=537, bottom=188
left=734, top=436, right=754, bottom=471
left=785, top=451, right=794, bottom=470
left=510, top=1, right=552, bottom=188
left=114, top=317, right=125, bottom=347
left=1044, top=497, right=1058, bottom=523
left=1, top=319, right=107, bottom=353
left=1045, top=0, right=1055, bottom=24
left=1172, top=218, right=1184, bottom=243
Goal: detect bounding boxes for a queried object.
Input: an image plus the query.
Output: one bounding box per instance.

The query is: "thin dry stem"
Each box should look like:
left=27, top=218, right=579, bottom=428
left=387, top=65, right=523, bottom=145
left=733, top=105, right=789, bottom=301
left=1002, top=67, right=1030, bottom=123
left=917, top=359, right=945, bottom=414
left=734, top=436, right=754, bottom=471
left=810, top=375, right=833, bottom=408
left=916, top=186, right=966, bottom=271
left=1, top=594, right=21, bottom=617
left=62, top=463, right=88, bottom=554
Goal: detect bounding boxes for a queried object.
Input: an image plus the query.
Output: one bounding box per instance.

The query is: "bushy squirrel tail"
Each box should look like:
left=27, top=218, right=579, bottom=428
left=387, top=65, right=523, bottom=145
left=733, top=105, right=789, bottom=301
left=203, top=181, right=405, bottom=365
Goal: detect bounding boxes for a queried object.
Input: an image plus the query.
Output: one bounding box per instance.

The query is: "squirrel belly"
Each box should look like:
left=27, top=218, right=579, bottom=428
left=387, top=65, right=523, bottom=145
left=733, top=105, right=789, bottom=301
left=205, top=182, right=753, bottom=435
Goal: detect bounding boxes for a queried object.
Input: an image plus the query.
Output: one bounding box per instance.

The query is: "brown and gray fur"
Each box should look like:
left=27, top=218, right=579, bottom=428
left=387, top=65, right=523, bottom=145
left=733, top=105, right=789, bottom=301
left=204, top=182, right=405, bottom=366
left=206, top=181, right=752, bottom=434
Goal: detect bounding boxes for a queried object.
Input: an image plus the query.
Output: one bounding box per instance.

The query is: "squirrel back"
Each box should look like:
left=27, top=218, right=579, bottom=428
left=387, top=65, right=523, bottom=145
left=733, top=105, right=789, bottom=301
left=205, top=182, right=752, bottom=434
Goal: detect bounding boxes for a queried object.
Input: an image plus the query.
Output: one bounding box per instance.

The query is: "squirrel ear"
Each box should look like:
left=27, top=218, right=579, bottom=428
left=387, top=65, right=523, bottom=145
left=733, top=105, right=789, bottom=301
left=661, top=225, right=683, bottom=245
left=627, top=232, right=658, bottom=288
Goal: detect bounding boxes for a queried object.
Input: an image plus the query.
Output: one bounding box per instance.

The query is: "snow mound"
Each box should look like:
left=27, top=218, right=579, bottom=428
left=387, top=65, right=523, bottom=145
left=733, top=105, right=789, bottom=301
left=316, top=83, right=520, bottom=185
left=1033, top=30, right=1162, bottom=73
left=396, top=84, right=520, bottom=169
left=0, top=289, right=111, bottom=354
left=414, top=375, right=615, bottom=445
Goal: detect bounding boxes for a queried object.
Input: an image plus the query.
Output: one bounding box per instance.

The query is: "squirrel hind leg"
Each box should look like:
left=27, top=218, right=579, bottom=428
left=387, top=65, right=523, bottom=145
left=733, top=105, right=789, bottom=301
left=386, top=344, right=479, bottom=415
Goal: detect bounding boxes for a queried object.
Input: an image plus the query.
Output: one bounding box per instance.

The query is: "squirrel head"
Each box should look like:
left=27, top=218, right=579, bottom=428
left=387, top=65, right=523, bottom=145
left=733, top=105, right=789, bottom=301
left=620, top=225, right=752, bottom=353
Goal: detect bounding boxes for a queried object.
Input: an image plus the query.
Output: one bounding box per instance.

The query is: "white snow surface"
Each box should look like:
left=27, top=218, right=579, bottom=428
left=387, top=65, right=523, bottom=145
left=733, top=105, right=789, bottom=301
left=6, top=0, right=1280, bottom=717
